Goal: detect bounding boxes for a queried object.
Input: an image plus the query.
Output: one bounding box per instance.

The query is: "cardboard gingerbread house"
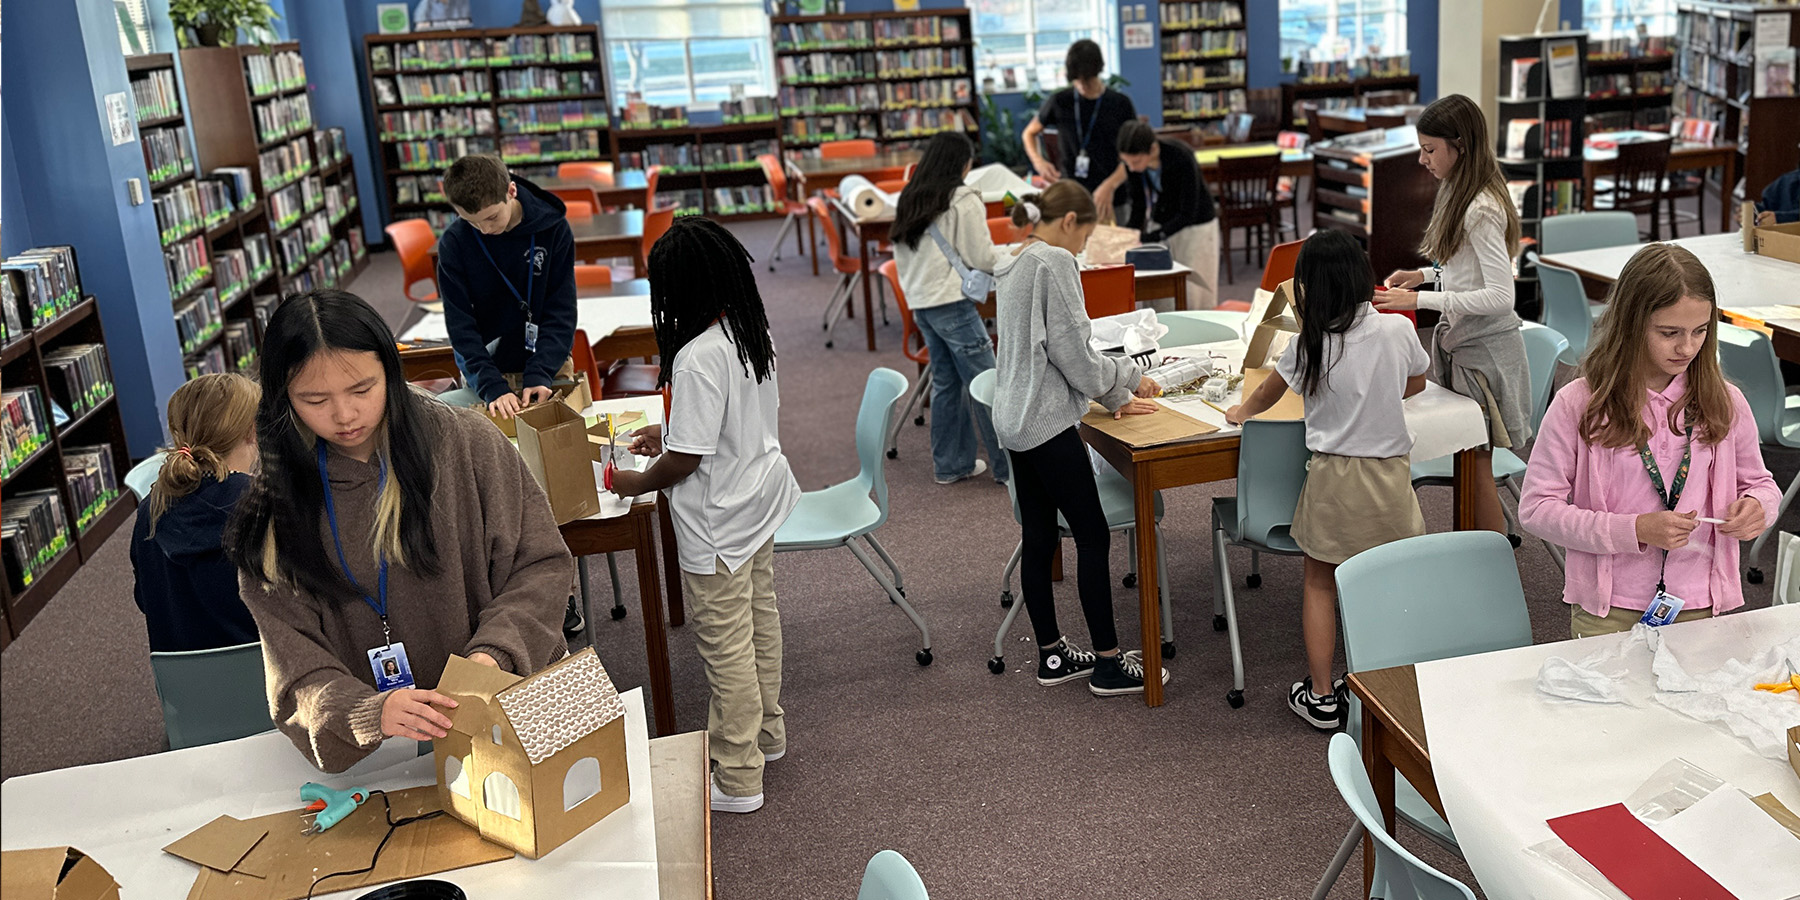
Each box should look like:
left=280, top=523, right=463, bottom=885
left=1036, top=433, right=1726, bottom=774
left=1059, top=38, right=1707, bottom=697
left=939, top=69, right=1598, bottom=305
left=434, top=648, right=630, bottom=859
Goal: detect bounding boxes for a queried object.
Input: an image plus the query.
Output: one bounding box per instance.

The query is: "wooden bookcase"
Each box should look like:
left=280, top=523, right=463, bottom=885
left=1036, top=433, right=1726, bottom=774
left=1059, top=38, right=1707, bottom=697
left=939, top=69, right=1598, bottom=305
left=1676, top=1, right=1800, bottom=203
left=0, top=263, right=137, bottom=645
left=1278, top=74, right=1421, bottom=131
left=1497, top=31, right=1590, bottom=250
left=363, top=25, right=609, bottom=231
left=770, top=9, right=979, bottom=157
left=609, top=121, right=783, bottom=220
left=1310, top=127, right=1440, bottom=289
left=1158, top=0, right=1248, bottom=127
left=1584, top=52, right=1674, bottom=131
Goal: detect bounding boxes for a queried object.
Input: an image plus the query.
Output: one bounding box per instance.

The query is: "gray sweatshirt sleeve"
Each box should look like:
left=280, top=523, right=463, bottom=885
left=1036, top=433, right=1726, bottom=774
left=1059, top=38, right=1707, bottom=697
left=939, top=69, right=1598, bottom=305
left=1040, top=257, right=1142, bottom=411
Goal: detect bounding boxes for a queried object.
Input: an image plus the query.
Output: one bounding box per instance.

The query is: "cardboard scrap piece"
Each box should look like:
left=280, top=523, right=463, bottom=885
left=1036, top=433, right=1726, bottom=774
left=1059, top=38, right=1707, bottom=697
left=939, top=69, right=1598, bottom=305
left=1750, top=793, right=1800, bottom=841
left=1082, top=401, right=1219, bottom=448
left=1241, top=367, right=1305, bottom=421
left=175, top=785, right=512, bottom=900
left=163, top=816, right=269, bottom=874
left=0, top=846, right=121, bottom=900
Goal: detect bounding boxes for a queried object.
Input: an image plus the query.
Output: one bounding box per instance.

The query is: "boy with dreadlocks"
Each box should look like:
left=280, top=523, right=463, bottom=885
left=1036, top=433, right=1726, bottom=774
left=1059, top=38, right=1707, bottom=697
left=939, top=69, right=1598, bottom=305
left=609, top=217, right=799, bottom=815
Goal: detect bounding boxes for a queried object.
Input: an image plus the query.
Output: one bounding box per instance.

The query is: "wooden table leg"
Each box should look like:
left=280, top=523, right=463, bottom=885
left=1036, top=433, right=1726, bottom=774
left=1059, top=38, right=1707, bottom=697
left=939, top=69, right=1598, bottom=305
left=1721, top=151, right=1736, bottom=234
left=635, top=510, right=677, bottom=736
left=1361, top=700, right=1397, bottom=894
left=1452, top=448, right=1479, bottom=531
left=659, top=496, right=685, bottom=627
left=1133, top=462, right=1164, bottom=706
left=1174, top=275, right=1189, bottom=312
left=859, top=229, right=877, bottom=351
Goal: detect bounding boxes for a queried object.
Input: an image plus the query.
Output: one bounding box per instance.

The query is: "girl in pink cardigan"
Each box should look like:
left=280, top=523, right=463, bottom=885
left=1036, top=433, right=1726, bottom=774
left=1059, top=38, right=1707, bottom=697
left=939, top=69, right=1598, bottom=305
left=1520, top=243, right=1779, bottom=638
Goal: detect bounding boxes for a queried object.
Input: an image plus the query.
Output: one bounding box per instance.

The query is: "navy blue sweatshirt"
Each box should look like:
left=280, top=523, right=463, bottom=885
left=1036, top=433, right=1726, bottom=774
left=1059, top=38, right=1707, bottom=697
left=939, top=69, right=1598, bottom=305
left=131, top=473, right=258, bottom=653
left=436, top=174, right=577, bottom=403
left=1761, top=168, right=1800, bottom=224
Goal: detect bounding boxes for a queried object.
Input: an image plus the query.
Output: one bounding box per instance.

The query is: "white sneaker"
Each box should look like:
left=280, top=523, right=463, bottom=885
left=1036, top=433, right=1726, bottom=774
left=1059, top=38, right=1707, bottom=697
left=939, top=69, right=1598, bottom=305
left=763, top=747, right=785, bottom=762
left=711, top=778, right=764, bottom=814
left=935, top=459, right=988, bottom=485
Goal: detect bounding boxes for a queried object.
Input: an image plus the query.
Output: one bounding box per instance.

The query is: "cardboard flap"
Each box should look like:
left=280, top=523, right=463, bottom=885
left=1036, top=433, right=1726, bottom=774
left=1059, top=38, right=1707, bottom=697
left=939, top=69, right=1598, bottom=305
left=1751, top=220, right=1800, bottom=264
left=1081, top=401, right=1219, bottom=447
left=0, top=847, right=79, bottom=900
left=51, top=855, right=118, bottom=900
left=163, top=816, right=269, bottom=873
left=514, top=401, right=602, bottom=524
left=1243, top=278, right=1301, bottom=371
left=438, top=654, right=522, bottom=735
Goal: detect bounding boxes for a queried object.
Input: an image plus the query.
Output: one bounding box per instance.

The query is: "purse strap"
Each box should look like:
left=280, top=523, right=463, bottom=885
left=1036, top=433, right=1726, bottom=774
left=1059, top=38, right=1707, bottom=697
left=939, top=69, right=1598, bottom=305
left=926, top=222, right=975, bottom=281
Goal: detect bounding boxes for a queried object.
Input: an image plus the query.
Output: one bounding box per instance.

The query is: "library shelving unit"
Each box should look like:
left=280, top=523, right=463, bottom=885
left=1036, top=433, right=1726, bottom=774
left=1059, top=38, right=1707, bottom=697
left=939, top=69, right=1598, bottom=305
left=1157, top=0, right=1248, bottom=126
left=1278, top=74, right=1422, bottom=131
left=1584, top=37, right=1674, bottom=132
left=770, top=9, right=979, bottom=157
left=363, top=24, right=609, bottom=232
left=1675, top=1, right=1800, bottom=203
left=0, top=255, right=136, bottom=646
left=1309, top=126, right=1439, bottom=293
left=609, top=121, right=783, bottom=220
left=1497, top=31, right=1590, bottom=254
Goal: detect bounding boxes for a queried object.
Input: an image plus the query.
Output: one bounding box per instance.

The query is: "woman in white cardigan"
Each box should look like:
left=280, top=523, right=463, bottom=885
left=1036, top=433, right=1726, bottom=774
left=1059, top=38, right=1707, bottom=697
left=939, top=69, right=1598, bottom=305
left=1374, top=94, right=1532, bottom=536
left=892, top=132, right=1007, bottom=485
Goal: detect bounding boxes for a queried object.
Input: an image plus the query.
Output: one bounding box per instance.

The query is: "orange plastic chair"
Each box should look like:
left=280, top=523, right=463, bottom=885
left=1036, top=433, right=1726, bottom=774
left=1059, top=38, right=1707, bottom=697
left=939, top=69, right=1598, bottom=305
left=574, top=264, right=613, bottom=289
left=643, top=205, right=676, bottom=257
left=875, top=178, right=907, bottom=194
left=558, top=162, right=615, bottom=186
left=760, top=153, right=811, bottom=270
left=820, top=139, right=877, bottom=159
left=1080, top=265, right=1137, bottom=318
left=571, top=328, right=603, bottom=396
left=644, top=165, right=662, bottom=209
left=550, top=186, right=600, bottom=213
left=809, top=196, right=867, bottom=348
left=1259, top=239, right=1303, bottom=291
left=879, top=259, right=931, bottom=456
left=986, top=216, right=1019, bottom=245
left=565, top=200, right=594, bottom=218
left=384, top=219, right=440, bottom=305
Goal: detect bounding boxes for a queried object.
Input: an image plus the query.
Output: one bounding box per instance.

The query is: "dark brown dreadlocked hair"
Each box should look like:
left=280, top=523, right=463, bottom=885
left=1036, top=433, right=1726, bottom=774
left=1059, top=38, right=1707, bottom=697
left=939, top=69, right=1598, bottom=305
left=647, top=216, right=777, bottom=387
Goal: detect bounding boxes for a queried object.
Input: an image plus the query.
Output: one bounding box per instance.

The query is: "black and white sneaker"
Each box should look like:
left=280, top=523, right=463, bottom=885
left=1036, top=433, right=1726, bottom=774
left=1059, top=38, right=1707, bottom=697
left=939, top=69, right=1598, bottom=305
left=1037, top=637, right=1098, bottom=685
left=1289, top=678, right=1344, bottom=731
left=1089, top=650, right=1171, bottom=696
left=563, top=595, right=585, bottom=636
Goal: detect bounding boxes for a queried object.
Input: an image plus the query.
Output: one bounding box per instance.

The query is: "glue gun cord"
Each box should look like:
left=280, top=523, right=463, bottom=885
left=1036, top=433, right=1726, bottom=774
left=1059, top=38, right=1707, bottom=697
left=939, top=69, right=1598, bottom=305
left=304, top=791, right=447, bottom=900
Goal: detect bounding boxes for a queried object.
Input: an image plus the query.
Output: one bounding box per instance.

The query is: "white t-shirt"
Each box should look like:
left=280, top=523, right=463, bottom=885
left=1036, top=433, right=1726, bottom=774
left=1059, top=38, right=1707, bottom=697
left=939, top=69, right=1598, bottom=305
left=1275, top=304, right=1429, bottom=459
left=662, top=323, right=801, bottom=575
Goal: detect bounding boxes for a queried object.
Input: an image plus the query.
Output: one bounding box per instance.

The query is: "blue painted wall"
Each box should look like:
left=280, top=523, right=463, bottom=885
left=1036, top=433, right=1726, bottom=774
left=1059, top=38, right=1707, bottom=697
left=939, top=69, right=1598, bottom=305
left=4, top=0, right=189, bottom=455
left=1, top=108, right=36, bottom=257
left=286, top=2, right=386, bottom=245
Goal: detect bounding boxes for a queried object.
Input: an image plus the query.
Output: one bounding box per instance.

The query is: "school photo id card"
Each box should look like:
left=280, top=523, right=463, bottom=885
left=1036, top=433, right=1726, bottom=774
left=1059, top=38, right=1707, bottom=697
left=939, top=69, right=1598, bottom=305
left=368, top=642, right=416, bottom=691
left=1640, top=591, right=1687, bottom=627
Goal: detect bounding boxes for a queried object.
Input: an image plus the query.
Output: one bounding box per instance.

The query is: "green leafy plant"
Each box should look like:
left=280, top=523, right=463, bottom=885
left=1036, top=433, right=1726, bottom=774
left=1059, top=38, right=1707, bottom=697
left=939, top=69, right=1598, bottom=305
left=170, top=0, right=280, bottom=47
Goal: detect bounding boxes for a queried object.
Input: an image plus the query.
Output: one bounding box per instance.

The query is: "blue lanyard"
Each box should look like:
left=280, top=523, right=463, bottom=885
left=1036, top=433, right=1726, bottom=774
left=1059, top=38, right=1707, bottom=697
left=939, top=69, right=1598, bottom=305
left=1074, top=92, right=1103, bottom=152
left=476, top=233, right=536, bottom=319
left=317, top=442, right=391, bottom=642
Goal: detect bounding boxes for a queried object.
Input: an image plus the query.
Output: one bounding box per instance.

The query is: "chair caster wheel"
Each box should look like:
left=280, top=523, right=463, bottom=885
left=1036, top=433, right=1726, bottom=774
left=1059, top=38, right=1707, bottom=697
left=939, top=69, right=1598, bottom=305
left=916, top=649, right=933, bottom=666
left=1227, top=689, right=1245, bottom=709
left=825, top=340, right=834, bottom=349
left=988, top=657, right=1005, bottom=674
left=1162, top=641, right=1176, bottom=659
left=610, top=606, right=627, bottom=621
left=1000, top=591, right=1013, bottom=608
left=1508, top=533, right=1523, bottom=548
left=1122, top=573, right=1137, bottom=588
left=1246, top=573, right=1262, bottom=589
left=1748, top=567, right=1765, bottom=584
left=886, top=448, right=898, bottom=459
left=1212, top=615, right=1227, bottom=632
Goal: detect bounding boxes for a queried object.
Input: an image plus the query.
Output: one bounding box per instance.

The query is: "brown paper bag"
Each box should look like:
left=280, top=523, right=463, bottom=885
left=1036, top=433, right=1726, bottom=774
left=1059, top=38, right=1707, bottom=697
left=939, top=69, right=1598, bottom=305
left=1084, top=224, right=1141, bottom=265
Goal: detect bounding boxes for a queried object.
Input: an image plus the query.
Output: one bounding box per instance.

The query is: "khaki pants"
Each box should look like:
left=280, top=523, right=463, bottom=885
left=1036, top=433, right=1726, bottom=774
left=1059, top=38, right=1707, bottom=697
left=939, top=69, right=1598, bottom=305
left=682, top=538, right=784, bottom=797
left=500, top=355, right=577, bottom=393
left=1569, top=604, right=1710, bottom=639
left=1166, top=218, right=1220, bottom=310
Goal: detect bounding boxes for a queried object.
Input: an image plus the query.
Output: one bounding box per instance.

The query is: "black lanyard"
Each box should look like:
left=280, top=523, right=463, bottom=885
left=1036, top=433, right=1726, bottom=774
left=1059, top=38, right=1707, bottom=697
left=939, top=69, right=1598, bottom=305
left=1636, top=425, right=1692, bottom=595
left=1074, top=92, right=1103, bottom=152
left=476, top=233, right=536, bottom=321
left=318, top=442, right=392, bottom=645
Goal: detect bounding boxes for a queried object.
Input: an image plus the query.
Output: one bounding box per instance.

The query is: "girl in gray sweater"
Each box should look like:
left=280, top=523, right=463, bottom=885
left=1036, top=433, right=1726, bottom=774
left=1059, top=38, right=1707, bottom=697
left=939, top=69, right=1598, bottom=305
left=993, top=181, right=1164, bottom=696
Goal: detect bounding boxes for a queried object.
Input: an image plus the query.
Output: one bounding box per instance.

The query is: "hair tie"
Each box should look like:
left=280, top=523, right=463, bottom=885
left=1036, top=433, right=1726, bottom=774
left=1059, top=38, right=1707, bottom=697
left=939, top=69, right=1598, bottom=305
left=1022, top=201, right=1041, bottom=224
left=175, top=446, right=193, bottom=458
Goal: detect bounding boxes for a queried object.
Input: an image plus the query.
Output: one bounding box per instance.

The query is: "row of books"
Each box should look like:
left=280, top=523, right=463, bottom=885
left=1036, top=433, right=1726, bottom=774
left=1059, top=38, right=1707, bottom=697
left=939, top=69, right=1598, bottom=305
left=498, top=100, right=608, bottom=134
left=1503, top=118, right=1576, bottom=159
left=1676, top=10, right=1751, bottom=60
left=616, top=139, right=778, bottom=173
left=3, top=487, right=71, bottom=593
left=392, top=136, right=498, bottom=172
left=184, top=341, right=231, bottom=380
left=1360, top=54, right=1411, bottom=79
left=397, top=209, right=457, bottom=233
left=373, top=72, right=492, bottom=107
left=1677, top=49, right=1733, bottom=98
left=1588, top=71, right=1672, bottom=98
left=260, top=138, right=316, bottom=192
left=1161, top=30, right=1247, bottom=59
left=253, top=294, right=280, bottom=334
left=1586, top=107, right=1673, bottom=134
left=253, top=93, right=313, bottom=145
left=174, top=287, right=223, bottom=355
left=224, top=321, right=258, bottom=373
left=873, top=48, right=968, bottom=79
left=780, top=114, right=877, bottom=144
left=1163, top=59, right=1247, bottom=89
left=491, top=32, right=595, bottom=64
left=1, top=388, right=52, bottom=480
left=871, top=16, right=962, bottom=47
left=1162, top=88, right=1249, bottom=118
left=1673, top=116, right=1720, bottom=145
left=616, top=98, right=688, bottom=129
left=1674, top=87, right=1727, bottom=135
left=141, top=125, right=194, bottom=184
left=880, top=78, right=972, bottom=110
left=165, top=235, right=211, bottom=299
left=394, top=174, right=447, bottom=206
left=325, top=184, right=359, bottom=225
left=214, top=245, right=260, bottom=306
left=370, top=37, right=486, bottom=72
left=3, top=247, right=83, bottom=330
left=1160, top=2, right=1244, bottom=28
left=269, top=182, right=307, bottom=231
left=774, top=21, right=872, bottom=51
left=778, top=52, right=877, bottom=84
left=881, top=108, right=973, bottom=139
left=152, top=178, right=234, bottom=245
left=709, top=185, right=778, bottom=215
left=655, top=189, right=707, bottom=216
left=499, top=130, right=605, bottom=164
left=494, top=68, right=601, bottom=100
left=244, top=49, right=306, bottom=97
left=720, top=96, right=776, bottom=122
left=131, top=68, right=180, bottom=122
left=63, top=443, right=120, bottom=536
left=284, top=234, right=363, bottom=297
left=779, top=83, right=879, bottom=115
left=213, top=167, right=257, bottom=210
left=42, top=343, right=114, bottom=421
left=316, top=127, right=349, bottom=166
left=300, top=175, right=327, bottom=215
left=1589, top=35, right=1671, bottom=60
left=380, top=107, right=494, bottom=141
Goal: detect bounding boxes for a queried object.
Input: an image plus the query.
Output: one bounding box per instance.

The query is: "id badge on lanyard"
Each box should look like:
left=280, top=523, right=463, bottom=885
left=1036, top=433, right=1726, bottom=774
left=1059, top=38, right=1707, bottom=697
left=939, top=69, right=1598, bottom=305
left=319, top=443, right=415, bottom=691
left=1072, top=93, right=1102, bottom=181
left=1635, top=428, right=1693, bottom=627
left=478, top=234, right=537, bottom=352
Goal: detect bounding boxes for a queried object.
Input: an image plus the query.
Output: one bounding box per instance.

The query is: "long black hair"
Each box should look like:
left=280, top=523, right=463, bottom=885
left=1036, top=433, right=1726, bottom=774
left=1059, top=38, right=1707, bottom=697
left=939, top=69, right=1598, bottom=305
left=891, top=132, right=975, bottom=250
left=228, top=290, right=441, bottom=598
left=648, top=217, right=776, bottom=386
left=1289, top=229, right=1374, bottom=397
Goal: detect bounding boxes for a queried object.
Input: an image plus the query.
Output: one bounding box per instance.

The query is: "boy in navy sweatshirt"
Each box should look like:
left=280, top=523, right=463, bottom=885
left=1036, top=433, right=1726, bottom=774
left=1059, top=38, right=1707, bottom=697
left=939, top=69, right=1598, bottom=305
left=438, top=154, right=579, bottom=419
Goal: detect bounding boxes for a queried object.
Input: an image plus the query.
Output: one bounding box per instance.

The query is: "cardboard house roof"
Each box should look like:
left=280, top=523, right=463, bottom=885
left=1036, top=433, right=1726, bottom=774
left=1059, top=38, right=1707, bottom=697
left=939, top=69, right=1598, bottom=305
left=495, top=650, right=626, bottom=765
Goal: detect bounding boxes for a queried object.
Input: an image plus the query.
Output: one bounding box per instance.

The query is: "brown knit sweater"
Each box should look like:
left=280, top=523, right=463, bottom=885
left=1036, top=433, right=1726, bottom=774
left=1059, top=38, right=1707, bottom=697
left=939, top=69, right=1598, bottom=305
left=240, top=401, right=572, bottom=772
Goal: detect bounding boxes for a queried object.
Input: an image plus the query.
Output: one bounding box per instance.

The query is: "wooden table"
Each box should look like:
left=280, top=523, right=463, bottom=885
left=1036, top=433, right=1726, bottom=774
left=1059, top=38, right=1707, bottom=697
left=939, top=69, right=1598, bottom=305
left=541, top=170, right=653, bottom=210
left=1582, top=134, right=1738, bottom=234
left=1193, top=144, right=1313, bottom=181
left=790, top=151, right=923, bottom=279
left=650, top=730, right=713, bottom=900
left=1314, top=105, right=1425, bottom=135
left=1721, top=307, right=1800, bottom=364
left=1345, top=664, right=1440, bottom=893
left=562, top=500, right=681, bottom=738
left=427, top=209, right=645, bottom=273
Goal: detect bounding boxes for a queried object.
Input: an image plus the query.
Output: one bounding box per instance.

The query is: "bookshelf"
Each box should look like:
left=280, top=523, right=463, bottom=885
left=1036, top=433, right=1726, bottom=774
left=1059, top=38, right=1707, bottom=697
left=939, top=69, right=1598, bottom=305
left=1497, top=32, right=1590, bottom=248
left=1309, top=126, right=1440, bottom=289
left=364, top=25, right=609, bottom=232
left=0, top=248, right=137, bottom=646
left=1584, top=43, right=1674, bottom=132
left=1675, top=1, right=1800, bottom=204
left=1279, top=74, right=1421, bottom=131
left=609, top=122, right=782, bottom=220
left=1157, top=1, right=1248, bottom=127
left=770, top=9, right=979, bottom=157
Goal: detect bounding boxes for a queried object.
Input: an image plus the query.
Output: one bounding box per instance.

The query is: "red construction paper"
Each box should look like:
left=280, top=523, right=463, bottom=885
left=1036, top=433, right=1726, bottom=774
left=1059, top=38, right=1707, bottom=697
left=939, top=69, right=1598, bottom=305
left=1546, top=803, right=1739, bottom=900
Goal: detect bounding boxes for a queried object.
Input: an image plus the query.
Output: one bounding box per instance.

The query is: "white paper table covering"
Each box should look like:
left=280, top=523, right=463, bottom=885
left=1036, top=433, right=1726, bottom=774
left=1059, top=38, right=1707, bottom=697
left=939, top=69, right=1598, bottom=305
left=399, top=298, right=653, bottom=346
left=1, top=688, right=661, bottom=899
left=1415, top=606, right=1800, bottom=899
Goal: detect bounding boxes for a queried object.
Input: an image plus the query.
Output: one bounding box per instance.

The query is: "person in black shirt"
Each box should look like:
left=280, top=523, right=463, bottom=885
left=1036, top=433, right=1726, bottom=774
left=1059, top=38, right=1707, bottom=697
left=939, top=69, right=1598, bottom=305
left=1022, top=40, right=1137, bottom=210
left=1115, top=120, right=1220, bottom=308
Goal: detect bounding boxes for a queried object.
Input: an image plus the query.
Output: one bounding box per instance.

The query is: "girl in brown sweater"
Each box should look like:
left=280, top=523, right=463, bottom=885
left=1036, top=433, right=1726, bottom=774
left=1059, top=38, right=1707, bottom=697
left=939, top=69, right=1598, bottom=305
left=230, top=290, right=572, bottom=773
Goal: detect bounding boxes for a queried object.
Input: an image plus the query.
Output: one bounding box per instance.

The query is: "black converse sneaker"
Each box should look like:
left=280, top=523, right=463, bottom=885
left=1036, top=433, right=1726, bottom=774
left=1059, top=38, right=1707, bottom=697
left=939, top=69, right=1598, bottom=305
left=1289, top=678, right=1344, bottom=731
left=1037, top=637, right=1098, bottom=686
left=563, top=595, right=585, bottom=636
left=1089, top=650, right=1171, bottom=696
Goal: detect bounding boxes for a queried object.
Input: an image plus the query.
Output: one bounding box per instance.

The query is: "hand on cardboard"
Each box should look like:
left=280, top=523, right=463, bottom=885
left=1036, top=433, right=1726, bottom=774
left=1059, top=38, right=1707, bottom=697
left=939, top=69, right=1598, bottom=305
left=1374, top=289, right=1419, bottom=311
left=519, top=385, right=554, bottom=406
left=1757, top=210, right=1776, bottom=227
left=488, top=392, right=525, bottom=419
left=1113, top=397, right=1158, bottom=418
left=1717, top=496, right=1767, bottom=541
left=1384, top=269, right=1426, bottom=289
left=381, top=688, right=458, bottom=741
left=1636, top=510, right=1698, bottom=551
left=627, top=424, right=663, bottom=457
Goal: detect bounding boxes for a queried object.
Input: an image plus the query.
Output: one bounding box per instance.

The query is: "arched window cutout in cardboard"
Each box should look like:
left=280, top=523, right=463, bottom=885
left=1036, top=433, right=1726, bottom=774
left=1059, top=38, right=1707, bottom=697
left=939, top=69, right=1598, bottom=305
left=445, top=755, right=471, bottom=799
left=491, top=724, right=503, bottom=745
left=562, top=757, right=602, bottom=811
left=484, top=771, right=523, bottom=820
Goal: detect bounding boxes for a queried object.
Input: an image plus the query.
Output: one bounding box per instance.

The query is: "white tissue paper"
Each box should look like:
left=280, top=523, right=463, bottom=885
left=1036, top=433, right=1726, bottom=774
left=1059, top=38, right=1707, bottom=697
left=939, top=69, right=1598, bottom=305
left=1537, top=624, right=1800, bottom=760
left=964, top=163, right=1033, bottom=204
left=1089, top=308, right=1167, bottom=358
left=838, top=174, right=898, bottom=221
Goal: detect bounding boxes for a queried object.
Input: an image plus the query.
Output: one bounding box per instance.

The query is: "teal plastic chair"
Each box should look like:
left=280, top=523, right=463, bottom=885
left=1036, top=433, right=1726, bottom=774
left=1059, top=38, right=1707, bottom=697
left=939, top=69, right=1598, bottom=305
left=857, top=849, right=929, bottom=900
left=1212, top=417, right=1309, bottom=709
left=1536, top=260, right=1596, bottom=364
left=126, top=452, right=167, bottom=500
left=1323, top=733, right=1478, bottom=900
left=1158, top=312, right=1240, bottom=349
left=149, top=641, right=275, bottom=749
left=773, top=368, right=932, bottom=665
left=1538, top=211, right=1639, bottom=255
left=1411, top=322, right=1569, bottom=551
left=969, top=370, right=1175, bottom=672
left=1312, top=531, right=1531, bottom=895
left=1717, top=323, right=1800, bottom=584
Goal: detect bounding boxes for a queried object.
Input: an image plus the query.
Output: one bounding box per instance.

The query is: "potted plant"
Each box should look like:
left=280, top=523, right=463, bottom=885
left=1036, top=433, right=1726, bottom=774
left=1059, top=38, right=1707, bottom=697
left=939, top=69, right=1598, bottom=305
left=170, top=0, right=280, bottom=47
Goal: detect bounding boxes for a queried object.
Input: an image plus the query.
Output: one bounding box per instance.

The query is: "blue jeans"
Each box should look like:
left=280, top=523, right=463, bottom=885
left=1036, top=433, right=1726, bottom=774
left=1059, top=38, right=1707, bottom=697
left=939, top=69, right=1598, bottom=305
left=912, top=301, right=1008, bottom=483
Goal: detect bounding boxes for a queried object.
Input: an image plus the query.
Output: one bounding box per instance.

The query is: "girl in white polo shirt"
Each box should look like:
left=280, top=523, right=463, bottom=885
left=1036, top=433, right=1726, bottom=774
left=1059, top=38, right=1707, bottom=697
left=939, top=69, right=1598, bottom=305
left=609, top=217, right=801, bottom=814
left=1226, top=230, right=1431, bottom=731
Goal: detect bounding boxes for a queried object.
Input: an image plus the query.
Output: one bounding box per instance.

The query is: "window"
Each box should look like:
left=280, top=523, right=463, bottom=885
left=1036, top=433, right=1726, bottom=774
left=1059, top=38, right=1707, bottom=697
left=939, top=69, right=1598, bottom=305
left=603, top=0, right=775, bottom=108
left=973, top=0, right=1117, bottom=93
left=1278, top=0, right=1407, bottom=66
left=1583, top=0, right=1676, bottom=40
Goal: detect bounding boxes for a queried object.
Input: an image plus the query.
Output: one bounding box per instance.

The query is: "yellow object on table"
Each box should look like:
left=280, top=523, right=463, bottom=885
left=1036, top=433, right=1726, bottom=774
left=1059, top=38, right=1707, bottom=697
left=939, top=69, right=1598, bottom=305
left=1194, top=145, right=1284, bottom=165
left=1753, top=674, right=1800, bottom=697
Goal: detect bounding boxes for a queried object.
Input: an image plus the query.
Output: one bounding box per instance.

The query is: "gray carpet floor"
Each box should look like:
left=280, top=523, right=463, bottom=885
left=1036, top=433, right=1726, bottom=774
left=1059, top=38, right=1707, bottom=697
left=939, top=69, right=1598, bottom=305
left=3, top=212, right=1790, bottom=899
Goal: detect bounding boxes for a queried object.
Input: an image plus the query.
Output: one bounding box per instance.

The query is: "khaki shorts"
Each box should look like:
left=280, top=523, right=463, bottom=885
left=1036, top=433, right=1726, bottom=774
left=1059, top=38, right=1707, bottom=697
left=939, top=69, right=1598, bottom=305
left=1292, top=452, right=1425, bottom=564
left=1569, top=604, right=1711, bottom=639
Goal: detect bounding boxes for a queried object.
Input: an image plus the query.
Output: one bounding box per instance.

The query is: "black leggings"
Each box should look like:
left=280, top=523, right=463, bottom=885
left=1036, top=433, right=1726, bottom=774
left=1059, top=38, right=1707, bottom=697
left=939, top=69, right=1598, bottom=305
left=1006, top=427, right=1118, bottom=652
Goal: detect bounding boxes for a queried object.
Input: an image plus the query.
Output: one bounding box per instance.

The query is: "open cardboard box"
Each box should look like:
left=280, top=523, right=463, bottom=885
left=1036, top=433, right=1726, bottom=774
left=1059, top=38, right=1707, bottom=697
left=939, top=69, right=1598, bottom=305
left=1740, top=202, right=1800, bottom=264
left=1243, top=277, right=1300, bottom=371
left=0, top=847, right=120, bottom=900
left=476, top=375, right=593, bottom=439
left=514, top=401, right=618, bottom=524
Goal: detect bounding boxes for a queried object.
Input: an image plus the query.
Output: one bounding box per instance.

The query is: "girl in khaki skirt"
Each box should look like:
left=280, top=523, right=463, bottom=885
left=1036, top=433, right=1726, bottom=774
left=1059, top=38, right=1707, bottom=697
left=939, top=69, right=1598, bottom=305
left=1227, top=230, right=1432, bottom=730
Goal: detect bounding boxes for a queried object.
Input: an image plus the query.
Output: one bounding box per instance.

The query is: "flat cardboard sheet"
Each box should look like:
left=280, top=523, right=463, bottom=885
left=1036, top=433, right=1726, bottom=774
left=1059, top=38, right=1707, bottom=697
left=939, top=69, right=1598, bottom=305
left=0, top=846, right=121, bottom=900
left=1240, top=367, right=1304, bottom=420
left=1081, top=401, right=1218, bottom=448
left=161, top=817, right=267, bottom=873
